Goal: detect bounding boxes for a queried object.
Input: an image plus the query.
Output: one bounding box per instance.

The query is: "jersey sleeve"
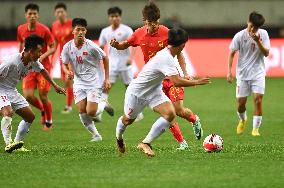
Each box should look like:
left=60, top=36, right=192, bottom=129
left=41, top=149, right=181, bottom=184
left=229, top=33, right=240, bottom=52
left=32, top=60, right=45, bottom=72
left=60, top=43, right=71, bottom=64
left=98, top=29, right=107, bottom=47
left=160, top=56, right=179, bottom=77
left=127, top=29, right=139, bottom=47
left=262, top=30, right=270, bottom=49
left=91, top=42, right=106, bottom=60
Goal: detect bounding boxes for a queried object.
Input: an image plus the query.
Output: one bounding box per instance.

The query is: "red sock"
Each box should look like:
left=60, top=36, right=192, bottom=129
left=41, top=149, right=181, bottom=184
left=30, top=97, right=44, bottom=111
left=66, top=87, right=73, bottom=107
left=169, top=123, right=184, bottom=143
left=186, top=114, right=197, bottom=123
left=43, top=101, right=53, bottom=123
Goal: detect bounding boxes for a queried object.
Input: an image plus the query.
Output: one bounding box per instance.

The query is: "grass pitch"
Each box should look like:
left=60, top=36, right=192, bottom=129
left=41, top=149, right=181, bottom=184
left=0, top=78, right=283, bottom=188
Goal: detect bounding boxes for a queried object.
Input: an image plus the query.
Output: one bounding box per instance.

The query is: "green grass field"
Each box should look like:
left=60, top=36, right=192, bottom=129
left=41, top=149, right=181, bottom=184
left=0, top=78, right=283, bottom=188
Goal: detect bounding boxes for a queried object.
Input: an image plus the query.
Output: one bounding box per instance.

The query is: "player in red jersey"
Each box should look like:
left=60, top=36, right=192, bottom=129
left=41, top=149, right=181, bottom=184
left=17, top=3, right=56, bottom=130
left=51, top=2, right=74, bottom=114
left=111, top=2, right=203, bottom=150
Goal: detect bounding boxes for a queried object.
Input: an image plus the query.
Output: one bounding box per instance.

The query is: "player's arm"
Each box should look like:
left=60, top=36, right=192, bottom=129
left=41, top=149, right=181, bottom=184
left=40, top=68, right=66, bottom=95
left=102, top=56, right=111, bottom=92
left=177, top=52, right=189, bottom=78
left=227, top=50, right=236, bottom=83
left=249, top=32, right=269, bottom=57
left=19, top=42, right=24, bottom=52
left=169, top=75, right=210, bottom=87
left=39, top=41, right=56, bottom=63
left=110, top=39, right=131, bottom=50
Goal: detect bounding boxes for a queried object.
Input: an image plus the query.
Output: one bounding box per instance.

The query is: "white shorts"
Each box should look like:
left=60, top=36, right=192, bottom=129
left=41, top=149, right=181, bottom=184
left=124, top=90, right=170, bottom=119
left=109, top=67, right=133, bottom=85
left=0, top=90, right=29, bottom=111
left=236, top=79, right=265, bottom=98
left=73, top=88, right=103, bottom=104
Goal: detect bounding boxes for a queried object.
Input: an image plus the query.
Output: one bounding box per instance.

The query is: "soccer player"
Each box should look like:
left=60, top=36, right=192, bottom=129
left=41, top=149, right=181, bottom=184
left=0, top=35, right=65, bottom=153
left=17, top=3, right=56, bottom=130
left=115, top=28, right=210, bottom=157
left=97, top=6, right=136, bottom=122
left=61, top=18, right=114, bottom=141
left=110, top=2, right=202, bottom=150
left=227, top=11, right=270, bottom=136
left=52, top=2, right=74, bottom=114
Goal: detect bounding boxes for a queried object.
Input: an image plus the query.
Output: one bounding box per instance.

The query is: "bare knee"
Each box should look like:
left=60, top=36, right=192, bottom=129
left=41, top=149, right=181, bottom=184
left=39, top=93, right=49, bottom=104
left=87, top=110, right=97, bottom=117
left=254, top=96, right=263, bottom=106
left=24, top=112, right=35, bottom=123
left=162, top=110, right=176, bottom=122
left=2, top=109, right=13, bottom=117
left=122, top=115, right=135, bottom=125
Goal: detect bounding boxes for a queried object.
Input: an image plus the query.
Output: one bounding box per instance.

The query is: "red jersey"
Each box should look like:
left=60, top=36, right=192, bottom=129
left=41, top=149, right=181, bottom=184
left=127, top=25, right=169, bottom=63
left=17, top=22, right=54, bottom=68
left=51, top=19, right=73, bottom=52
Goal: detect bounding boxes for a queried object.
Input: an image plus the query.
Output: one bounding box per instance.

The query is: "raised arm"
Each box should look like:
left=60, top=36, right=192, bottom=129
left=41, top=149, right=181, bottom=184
left=169, top=75, right=210, bottom=87
left=227, top=50, right=236, bottom=83
left=250, top=32, right=269, bottom=57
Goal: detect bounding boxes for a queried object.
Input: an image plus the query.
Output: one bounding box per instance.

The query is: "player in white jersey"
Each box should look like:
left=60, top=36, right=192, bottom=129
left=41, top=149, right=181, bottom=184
left=227, top=11, right=270, bottom=136
left=61, top=18, right=113, bottom=142
left=115, top=28, right=210, bottom=157
left=97, top=7, right=136, bottom=122
left=0, top=35, right=65, bottom=153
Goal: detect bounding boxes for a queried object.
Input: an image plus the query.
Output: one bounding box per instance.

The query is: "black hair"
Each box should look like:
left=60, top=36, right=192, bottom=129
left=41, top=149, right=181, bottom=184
left=55, top=2, right=67, bottom=11
left=72, top=18, right=87, bottom=28
left=168, top=28, right=188, bottom=47
left=25, top=3, right=39, bottom=12
left=24, top=35, right=44, bottom=51
left=249, top=11, right=265, bottom=28
left=108, top=6, right=122, bottom=16
left=142, top=1, right=160, bottom=22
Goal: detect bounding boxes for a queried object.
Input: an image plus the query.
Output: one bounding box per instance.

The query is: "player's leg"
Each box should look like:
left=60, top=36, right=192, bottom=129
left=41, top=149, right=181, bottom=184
left=236, top=80, right=250, bottom=134
left=63, top=79, right=73, bottom=114
left=162, top=79, right=188, bottom=149
left=0, top=101, right=14, bottom=147
left=251, top=79, right=265, bottom=136
left=23, top=73, right=45, bottom=124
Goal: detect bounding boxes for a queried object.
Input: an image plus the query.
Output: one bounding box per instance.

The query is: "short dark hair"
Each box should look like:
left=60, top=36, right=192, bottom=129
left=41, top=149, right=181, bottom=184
left=55, top=2, right=67, bottom=11
left=168, top=28, right=188, bottom=47
left=249, top=11, right=265, bottom=28
left=24, top=35, right=44, bottom=51
left=142, top=1, right=160, bottom=22
left=108, top=6, right=122, bottom=16
left=25, top=3, right=39, bottom=13
left=72, top=18, right=87, bottom=28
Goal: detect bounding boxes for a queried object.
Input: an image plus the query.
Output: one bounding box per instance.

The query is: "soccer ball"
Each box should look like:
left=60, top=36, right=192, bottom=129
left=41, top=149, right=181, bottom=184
left=203, top=134, right=224, bottom=152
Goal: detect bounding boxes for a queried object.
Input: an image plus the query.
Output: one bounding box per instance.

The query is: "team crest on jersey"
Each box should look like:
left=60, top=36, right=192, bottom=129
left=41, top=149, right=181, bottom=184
left=158, top=41, right=164, bottom=48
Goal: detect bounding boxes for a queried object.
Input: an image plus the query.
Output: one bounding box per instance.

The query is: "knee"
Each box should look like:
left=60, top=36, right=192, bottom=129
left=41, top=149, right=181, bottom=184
left=122, top=115, right=135, bottom=125
left=3, top=110, right=13, bottom=118
left=87, top=110, right=97, bottom=117
left=175, top=106, right=185, bottom=117
left=24, top=112, right=35, bottom=123
left=254, top=96, right=262, bottom=106
left=163, top=110, right=176, bottom=122
left=39, top=93, right=49, bottom=103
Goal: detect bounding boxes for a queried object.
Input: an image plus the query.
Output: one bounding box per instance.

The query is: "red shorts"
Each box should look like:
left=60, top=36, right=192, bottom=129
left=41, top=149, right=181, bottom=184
left=23, top=67, right=51, bottom=92
left=162, top=79, right=184, bottom=102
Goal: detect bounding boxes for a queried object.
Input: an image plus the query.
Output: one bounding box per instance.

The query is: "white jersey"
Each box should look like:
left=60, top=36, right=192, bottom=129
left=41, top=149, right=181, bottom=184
left=0, top=53, right=44, bottom=91
left=99, top=24, right=133, bottom=71
left=128, top=48, right=179, bottom=99
left=229, top=28, right=270, bottom=80
left=61, top=39, right=106, bottom=89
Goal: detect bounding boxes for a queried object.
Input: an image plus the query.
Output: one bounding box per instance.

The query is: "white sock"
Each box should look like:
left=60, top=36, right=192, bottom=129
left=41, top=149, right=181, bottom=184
left=95, top=101, right=106, bottom=116
left=237, top=111, right=247, bottom=121
left=116, top=117, right=127, bottom=140
left=142, top=117, right=170, bottom=144
left=79, top=113, right=99, bottom=135
left=253, top=116, right=262, bottom=129
left=14, top=120, right=31, bottom=142
left=102, top=92, right=109, bottom=101
left=1, top=116, right=12, bottom=145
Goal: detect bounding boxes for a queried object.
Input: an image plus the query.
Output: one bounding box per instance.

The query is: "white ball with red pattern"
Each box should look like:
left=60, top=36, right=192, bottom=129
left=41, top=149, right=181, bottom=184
left=203, top=134, right=224, bottom=152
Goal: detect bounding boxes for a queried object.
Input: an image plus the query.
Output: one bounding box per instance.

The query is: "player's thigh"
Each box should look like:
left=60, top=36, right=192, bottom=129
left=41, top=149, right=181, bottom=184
left=74, top=88, right=88, bottom=113
left=16, top=106, right=35, bottom=123
left=120, top=69, right=133, bottom=86
left=0, top=93, right=13, bottom=117
left=86, top=101, right=98, bottom=116
left=150, top=93, right=175, bottom=121
left=236, top=79, right=251, bottom=98
left=124, top=92, right=146, bottom=120
left=22, top=72, right=37, bottom=92
left=86, top=89, right=102, bottom=115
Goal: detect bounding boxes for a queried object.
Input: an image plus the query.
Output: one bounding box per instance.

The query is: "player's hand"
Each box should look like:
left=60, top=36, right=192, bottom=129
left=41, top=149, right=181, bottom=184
left=103, top=79, right=111, bottom=92
left=249, top=31, right=260, bottom=42
left=126, top=59, right=132, bottom=66
left=196, top=77, right=211, bottom=85
left=54, top=84, right=66, bottom=95
left=66, top=71, right=74, bottom=80
left=110, top=38, right=119, bottom=48
left=227, top=72, right=233, bottom=83
left=39, top=55, right=45, bottom=63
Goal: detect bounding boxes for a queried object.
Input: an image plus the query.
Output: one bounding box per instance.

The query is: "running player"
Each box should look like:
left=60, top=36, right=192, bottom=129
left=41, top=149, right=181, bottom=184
left=111, top=2, right=202, bottom=150
left=61, top=18, right=114, bottom=141
left=227, top=11, right=270, bottom=136
left=97, top=6, right=135, bottom=122
left=0, top=35, right=65, bottom=153
left=17, top=3, right=56, bottom=130
left=115, top=28, right=210, bottom=157
left=52, top=2, right=74, bottom=114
